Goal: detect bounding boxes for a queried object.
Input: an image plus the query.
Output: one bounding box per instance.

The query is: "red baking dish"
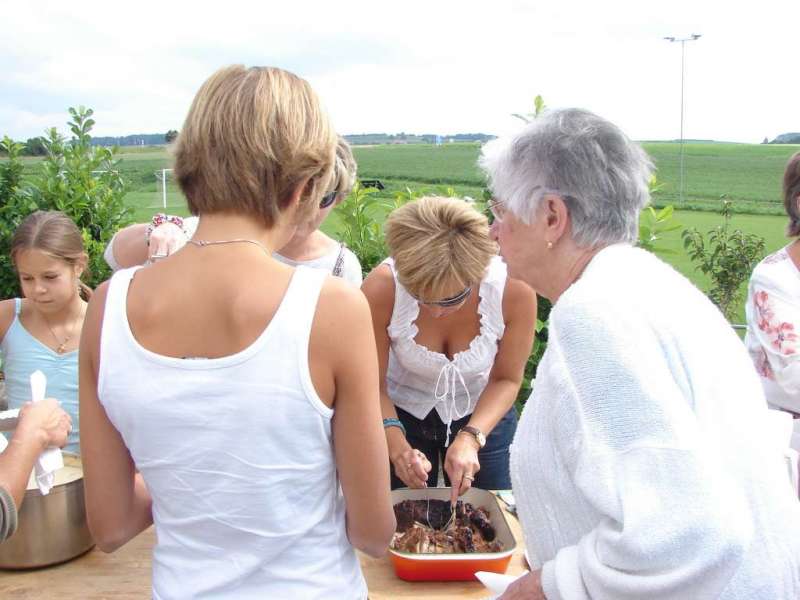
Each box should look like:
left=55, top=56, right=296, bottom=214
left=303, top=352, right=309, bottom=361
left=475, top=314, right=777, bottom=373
left=389, top=487, right=516, bottom=581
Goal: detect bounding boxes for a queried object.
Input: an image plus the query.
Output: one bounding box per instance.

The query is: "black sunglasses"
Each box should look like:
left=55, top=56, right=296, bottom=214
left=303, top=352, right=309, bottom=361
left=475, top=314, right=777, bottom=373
left=320, top=191, right=338, bottom=209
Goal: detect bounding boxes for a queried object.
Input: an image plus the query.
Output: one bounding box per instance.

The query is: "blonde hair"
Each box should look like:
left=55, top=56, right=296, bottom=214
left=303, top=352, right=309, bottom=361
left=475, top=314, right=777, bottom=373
left=332, top=136, right=357, bottom=198
left=10, top=211, right=92, bottom=300
left=173, top=65, right=337, bottom=228
left=384, top=196, right=497, bottom=299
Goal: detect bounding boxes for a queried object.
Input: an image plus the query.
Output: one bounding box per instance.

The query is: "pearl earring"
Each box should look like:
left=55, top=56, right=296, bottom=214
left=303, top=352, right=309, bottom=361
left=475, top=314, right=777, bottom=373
left=546, top=241, right=554, bottom=250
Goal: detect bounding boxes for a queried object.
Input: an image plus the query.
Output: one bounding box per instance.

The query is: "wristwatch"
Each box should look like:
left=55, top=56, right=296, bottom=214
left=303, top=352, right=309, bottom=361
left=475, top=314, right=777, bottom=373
left=458, top=425, right=486, bottom=448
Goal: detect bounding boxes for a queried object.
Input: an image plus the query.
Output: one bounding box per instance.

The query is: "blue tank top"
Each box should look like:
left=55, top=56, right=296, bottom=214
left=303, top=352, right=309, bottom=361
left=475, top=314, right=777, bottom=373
left=1, top=299, right=80, bottom=454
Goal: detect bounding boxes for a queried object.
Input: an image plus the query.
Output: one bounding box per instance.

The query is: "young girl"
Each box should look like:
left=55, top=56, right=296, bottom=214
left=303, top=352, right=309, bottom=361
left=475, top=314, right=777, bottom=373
left=104, top=136, right=363, bottom=284
left=0, top=211, right=90, bottom=454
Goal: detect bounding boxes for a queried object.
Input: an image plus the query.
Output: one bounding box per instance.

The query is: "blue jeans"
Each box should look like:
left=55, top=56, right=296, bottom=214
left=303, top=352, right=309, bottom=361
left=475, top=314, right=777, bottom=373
left=390, top=406, right=517, bottom=490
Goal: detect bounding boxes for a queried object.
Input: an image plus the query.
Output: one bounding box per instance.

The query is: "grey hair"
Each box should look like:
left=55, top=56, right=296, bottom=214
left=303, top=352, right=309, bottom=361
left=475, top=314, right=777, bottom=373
left=479, top=108, right=654, bottom=247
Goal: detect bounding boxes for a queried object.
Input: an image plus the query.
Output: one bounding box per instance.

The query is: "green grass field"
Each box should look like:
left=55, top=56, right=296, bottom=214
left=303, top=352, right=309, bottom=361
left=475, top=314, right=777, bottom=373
left=9, top=140, right=798, bottom=321
left=352, top=141, right=799, bottom=213
left=14, top=139, right=799, bottom=218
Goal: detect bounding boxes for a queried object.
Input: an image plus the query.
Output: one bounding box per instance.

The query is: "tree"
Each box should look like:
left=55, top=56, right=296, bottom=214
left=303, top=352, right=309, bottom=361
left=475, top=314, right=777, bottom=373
left=682, top=197, right=766, bottom=321
left=24, top=136, right=47, bottom=156
left=165, top=129, right=179, bottom=143
left=0, top=107, right=133, bottom=297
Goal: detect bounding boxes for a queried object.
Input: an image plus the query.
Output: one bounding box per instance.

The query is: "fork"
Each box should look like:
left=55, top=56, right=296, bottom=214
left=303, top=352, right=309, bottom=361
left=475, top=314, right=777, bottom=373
left=442, top=502, right=457, bottom=530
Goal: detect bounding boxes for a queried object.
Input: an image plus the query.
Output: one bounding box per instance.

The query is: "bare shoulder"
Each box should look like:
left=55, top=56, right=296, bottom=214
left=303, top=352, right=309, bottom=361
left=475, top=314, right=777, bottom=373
left=0, top=298, right=17, bottom=341
left=360, top=263, right=395, bottom=307
left=502, top=277, right=538, bottom=321
left=311, top=275, right=376, bottom=371
left=315, top=275, right=371, bottom=333
left=82, top=281, right=111, bottom=341
left=87, top=280, right=111, bottom=313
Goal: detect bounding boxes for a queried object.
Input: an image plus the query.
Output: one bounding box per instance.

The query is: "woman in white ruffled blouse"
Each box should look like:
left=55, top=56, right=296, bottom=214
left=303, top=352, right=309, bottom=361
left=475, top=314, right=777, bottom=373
left=481, top=109, right=800, bottom=599
left=361, top=196, right=537, bottom=505
left=745, top=151, right=800, bottom=450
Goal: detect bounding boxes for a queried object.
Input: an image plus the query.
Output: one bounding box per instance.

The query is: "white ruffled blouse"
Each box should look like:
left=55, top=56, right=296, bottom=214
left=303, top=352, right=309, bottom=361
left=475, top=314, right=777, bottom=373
left=744, top=244, right=800, bottom=415
left=384, top=256, right=507, bottom=438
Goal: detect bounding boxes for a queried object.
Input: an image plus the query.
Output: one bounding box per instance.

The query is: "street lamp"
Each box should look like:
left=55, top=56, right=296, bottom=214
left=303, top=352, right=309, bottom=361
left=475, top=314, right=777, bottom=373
left=664, top=33, right=702, bottom=204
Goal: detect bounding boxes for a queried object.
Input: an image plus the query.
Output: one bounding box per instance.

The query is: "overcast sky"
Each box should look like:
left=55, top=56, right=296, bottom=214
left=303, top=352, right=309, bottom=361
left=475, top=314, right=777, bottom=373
left=2, top=0, right=797, bottom=144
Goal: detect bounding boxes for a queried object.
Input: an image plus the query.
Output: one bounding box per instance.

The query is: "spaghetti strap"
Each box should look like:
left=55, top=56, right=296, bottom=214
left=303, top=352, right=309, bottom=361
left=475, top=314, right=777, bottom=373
left=332, top=242, right=346, bottom=277
left=13, top=298, right=21, bottom=316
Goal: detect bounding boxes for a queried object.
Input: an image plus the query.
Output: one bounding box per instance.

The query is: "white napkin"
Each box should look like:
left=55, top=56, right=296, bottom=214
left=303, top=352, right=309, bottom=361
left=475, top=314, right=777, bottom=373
left=30, top=370, right=63, bottom=495
left=475, top=570, right=528, bottom=599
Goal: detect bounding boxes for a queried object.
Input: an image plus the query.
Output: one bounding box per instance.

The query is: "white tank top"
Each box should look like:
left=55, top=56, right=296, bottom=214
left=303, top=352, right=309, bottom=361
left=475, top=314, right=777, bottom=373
left=97, top=266, right=367, bottom=600
left=385, top=256, right=507, bottom=437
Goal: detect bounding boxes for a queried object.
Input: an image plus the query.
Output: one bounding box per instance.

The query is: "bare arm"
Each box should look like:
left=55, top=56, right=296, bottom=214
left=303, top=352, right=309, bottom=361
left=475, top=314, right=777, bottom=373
left=466, top=279, right=537, bottom=433
left=0, top=299, right=16, bottom=343
left=446, top=278, right=538, bottom=501
left=361, top=266, right=432, bottom=488
left=79, top=281, right=153, bottom=552
left=106, top=220, right=189, bottom=270
left=106, top=223, right=149, bottom=269
left=314, top=277, right=395, bottom=557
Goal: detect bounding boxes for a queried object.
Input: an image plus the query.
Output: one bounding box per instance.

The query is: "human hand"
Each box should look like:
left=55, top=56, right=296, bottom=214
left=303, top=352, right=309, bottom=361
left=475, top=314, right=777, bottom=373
left=390, top=445, right=432, bottom=488
left=498, top=570, right=546, bottom=599
left=444, top=434, right=481, bottom=505
left=15, top=399, right=72, bottom=451
left=147, top=222, right=187, bottom=263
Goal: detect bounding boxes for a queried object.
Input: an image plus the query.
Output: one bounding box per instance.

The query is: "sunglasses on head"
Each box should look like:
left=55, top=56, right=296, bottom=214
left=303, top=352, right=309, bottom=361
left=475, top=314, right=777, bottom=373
left=320, top=191, right=338, bottom=210
left=414, top=286, right=472, bottom=308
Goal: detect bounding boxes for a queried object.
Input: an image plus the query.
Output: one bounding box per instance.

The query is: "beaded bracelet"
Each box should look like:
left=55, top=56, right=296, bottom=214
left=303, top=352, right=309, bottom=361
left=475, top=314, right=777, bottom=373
left=382, top=418, right=406, bottom=436
left=145, top=213, right=185, bottom=246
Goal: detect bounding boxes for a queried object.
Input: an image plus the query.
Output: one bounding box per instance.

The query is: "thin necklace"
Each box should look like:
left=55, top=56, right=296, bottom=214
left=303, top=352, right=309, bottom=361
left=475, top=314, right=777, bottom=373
left=43, top=304, right=84, bottom=354
left=186, top=238, right=271, bottom=257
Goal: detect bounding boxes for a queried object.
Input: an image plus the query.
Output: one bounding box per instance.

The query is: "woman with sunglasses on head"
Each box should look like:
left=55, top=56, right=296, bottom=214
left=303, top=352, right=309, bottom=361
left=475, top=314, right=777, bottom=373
left=104, top=136, right=363, bottom=285
left=361, top=196, right=537, bottom=505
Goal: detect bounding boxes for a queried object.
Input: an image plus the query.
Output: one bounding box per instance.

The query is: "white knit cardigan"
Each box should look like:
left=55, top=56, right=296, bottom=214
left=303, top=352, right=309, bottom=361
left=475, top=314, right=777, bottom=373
left=511, top=244, right=800, bottom=600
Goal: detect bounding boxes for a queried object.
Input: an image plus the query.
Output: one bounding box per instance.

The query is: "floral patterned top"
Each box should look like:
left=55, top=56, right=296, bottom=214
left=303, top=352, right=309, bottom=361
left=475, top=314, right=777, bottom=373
left=744, top=244, right=800, bottom=413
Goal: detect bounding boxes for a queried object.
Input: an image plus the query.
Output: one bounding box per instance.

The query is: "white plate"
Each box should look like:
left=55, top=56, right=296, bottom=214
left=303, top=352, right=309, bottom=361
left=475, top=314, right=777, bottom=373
left=475, top=570, right=528, bottom=596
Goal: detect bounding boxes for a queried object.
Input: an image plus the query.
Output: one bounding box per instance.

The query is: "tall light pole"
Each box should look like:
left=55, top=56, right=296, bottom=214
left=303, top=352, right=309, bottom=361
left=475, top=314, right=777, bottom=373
left=664, top=33, right=701, bottom=204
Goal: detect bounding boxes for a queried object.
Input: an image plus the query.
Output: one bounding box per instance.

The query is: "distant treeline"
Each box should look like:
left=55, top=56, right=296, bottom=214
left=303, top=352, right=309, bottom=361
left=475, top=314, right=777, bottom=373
left=14, top=131, right=179, bottom=155
left=344, top=133, right=494, bottom=145
left=90, top=133, right=170, bottom=146
left=770, top=133, right=800, bottom=144
left=11, top=129, right=795, bottom=158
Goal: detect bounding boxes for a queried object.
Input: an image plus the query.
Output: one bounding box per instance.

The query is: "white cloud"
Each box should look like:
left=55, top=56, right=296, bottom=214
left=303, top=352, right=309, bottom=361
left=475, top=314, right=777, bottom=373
left=1, top=0, right=797, bottom=143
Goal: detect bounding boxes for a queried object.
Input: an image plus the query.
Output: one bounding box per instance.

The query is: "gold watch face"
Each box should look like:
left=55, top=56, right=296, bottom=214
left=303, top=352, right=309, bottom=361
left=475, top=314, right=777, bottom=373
left=476, top=432, right=486, bottom=447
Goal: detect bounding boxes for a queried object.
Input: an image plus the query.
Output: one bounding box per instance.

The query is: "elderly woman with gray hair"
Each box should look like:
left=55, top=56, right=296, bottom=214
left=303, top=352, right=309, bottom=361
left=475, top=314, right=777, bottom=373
left=481, top=108, right=800, bottom=600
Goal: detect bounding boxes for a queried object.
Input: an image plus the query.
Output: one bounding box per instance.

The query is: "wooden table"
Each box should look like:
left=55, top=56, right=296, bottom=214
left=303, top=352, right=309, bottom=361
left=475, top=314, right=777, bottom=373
left=2, top=503, right=527, bottom=599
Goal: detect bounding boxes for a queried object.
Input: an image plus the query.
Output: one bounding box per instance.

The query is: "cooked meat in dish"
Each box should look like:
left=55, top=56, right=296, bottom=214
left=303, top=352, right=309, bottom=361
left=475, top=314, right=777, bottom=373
left=391, top=500, right=503, bottom=554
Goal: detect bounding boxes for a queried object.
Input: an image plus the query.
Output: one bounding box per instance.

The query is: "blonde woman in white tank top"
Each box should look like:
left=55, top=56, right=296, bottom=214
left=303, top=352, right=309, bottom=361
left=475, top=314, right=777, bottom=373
left=362, top=196, right=538, bottom=508
left=79, top=66, right=394, bottom=600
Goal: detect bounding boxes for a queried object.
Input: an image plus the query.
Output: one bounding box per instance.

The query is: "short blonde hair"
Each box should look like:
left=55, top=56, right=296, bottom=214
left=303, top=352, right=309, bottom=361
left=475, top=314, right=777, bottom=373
left=332, top=136, right=357, bottom=198
left=385, top=196, right=497, bottom=299
left=174, top=65, right=337, bottom=228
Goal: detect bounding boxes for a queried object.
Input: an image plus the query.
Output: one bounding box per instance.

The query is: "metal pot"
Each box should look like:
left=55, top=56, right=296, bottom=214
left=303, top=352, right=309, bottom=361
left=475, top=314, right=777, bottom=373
left=0, top=453, right=94, bottom=569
